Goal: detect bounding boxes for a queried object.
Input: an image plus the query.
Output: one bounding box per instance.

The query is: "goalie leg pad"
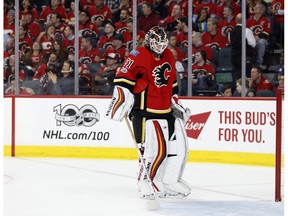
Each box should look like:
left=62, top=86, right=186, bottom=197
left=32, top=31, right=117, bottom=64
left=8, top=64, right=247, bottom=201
left=162, top=118, right=191, bottom=196
left=137, top=119, right=169, bottom=196
left=105, top=85, right=134, bottom=121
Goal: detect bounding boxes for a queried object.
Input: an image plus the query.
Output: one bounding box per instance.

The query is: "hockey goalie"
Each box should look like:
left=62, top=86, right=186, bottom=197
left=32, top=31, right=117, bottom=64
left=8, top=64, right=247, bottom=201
left=105, top=26, right=191, bottom=199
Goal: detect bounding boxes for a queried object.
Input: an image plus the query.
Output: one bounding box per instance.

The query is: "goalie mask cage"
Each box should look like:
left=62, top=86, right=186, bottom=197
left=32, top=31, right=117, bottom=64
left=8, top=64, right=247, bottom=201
left=275, top=88, right=284, bottom=202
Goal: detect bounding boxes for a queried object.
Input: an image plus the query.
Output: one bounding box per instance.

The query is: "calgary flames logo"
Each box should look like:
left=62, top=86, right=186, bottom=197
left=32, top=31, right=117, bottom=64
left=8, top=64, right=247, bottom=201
left=152, top=63, right=172, bottom=88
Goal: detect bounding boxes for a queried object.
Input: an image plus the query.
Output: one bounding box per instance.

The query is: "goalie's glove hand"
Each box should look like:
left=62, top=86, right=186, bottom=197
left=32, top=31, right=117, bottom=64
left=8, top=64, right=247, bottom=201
left=171, top=95, right=191, bottom=124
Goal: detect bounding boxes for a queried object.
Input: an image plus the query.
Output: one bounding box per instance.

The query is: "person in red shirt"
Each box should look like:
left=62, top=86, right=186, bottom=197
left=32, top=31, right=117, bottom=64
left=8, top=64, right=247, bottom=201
left=19, top=25, right=33, bottom=54
left=248, top=66, right=274, bottom=93
left=247, top=3, right=271, bottom=66
left=80, top=36, right=102, bottom=64
left=168, top=33, right=184, bottom=62
left=49, top=13, right=67, bottom=40
left=26, top=41, right=45, bottom=73
left=21, top=10, right=42, bottom=40
left=97, top=21, right=116, bottom=49
left=186, top=31, right=212, bottom=63
left=175, top=17, right=189, bottom=49
left=202, top=17, right=230, bottom=51
left=138, top=2, right=162, bottom=33
left=88, top=0, right=113, bottom=28
left=216, top=0, right=240, bottom=19
left=62, top=25, right=75, bottom=54
left=193, top=0, right=217, bottom=23
left=4, top=9, right=15, bottom=35
left=114, top=9, right=130, bottom=32
left=217, top=5, right=237, bottom=38
left=192, top=50, right=215, bottom=79
left=106, top=26, right=191, bottom=198
left=36, top=25, right=56, bottom=55
left=20, top=0, right=39, bottom=21
left=39, top=0, right=66, bottom=24
left=79, top=10, right=99, bottom=39
left=158, top=4, right=184, bottom=32
left=33, top=52, right=60, bottom=81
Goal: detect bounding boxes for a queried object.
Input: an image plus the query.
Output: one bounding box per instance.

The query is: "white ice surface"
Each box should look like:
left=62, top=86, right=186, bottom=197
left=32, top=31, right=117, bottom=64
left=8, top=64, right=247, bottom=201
left=4, top=158, right=284, bottom=216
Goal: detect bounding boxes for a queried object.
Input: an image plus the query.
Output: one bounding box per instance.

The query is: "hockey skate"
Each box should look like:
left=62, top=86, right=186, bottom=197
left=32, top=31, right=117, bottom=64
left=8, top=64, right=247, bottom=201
left=161, top=179, right=191, bottom=198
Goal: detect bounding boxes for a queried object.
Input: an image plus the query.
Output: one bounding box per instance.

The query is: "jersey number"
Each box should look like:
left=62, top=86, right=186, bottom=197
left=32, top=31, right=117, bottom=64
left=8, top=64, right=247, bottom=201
left=123, top=58, right=134, bottom=69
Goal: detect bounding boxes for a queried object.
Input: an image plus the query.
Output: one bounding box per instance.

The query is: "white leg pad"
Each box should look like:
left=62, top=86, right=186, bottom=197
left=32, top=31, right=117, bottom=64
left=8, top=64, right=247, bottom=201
left=137, top=119, right=169, bottom=196
left=162, top=118, right=191, bottom=196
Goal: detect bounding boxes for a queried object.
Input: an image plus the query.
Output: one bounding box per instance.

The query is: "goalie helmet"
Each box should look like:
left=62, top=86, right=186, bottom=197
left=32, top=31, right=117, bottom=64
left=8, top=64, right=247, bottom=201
left=145, top=26, right=168, bottom=55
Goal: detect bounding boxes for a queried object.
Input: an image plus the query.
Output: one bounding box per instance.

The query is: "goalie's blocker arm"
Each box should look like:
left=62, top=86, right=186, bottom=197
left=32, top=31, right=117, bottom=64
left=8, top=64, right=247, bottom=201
left=105, top=85, right=134, bottom=121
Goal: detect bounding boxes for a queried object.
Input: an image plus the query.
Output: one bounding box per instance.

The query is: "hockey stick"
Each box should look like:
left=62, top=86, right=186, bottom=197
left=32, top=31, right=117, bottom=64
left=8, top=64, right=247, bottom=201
left=124, top=116, right=160, bottom=208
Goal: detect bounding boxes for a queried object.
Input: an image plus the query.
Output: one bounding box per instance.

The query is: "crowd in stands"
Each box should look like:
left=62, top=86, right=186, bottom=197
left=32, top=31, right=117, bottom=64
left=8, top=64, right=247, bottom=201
left=3, top=0, right=284, bottom=96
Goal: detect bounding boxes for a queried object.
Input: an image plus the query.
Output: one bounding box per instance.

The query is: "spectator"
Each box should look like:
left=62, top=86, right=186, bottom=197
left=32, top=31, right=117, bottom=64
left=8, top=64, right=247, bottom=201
left=21, top=10, right=42, bottom=40
left=216, top=0, right=240, bottom=19
left=104, top=0, right=120, bottom=22
left=62, top=25, right=75, bottom=54
left=38, top=60, right=75, bottom=95
left=95, top=53, right=120, bottom=95
left=79, top=10, right=99, bottom=40
left=33, top=52, right=60, bottom=81
left=202, top=18, right=229, bottom=51
left=175, top=17, right=189, bottom=49
left=168, top=33, right=184, bottom=62
left=190, top=31, right=213, bottom=63
left=26, top=41, right=45, bottom=73
left=5, top=76, right=34, bottom=95
left=158, top=4, right=184, bottom=32
left=218, top=5, right=236, bottom=38
left=193, top=0, right=217, bottom=23
left=20, top=0, right=39, bottom=21
left=248, top=66, right=274, bottom=93
left=111, top=34, right=126, bottom=63
left=153, top=0, right=168, bottom=19
left=247, top=2, right=271, bottom=66
left=4, top=36, right=15, bottom=59
left=39, top=0, right=66, bottom=24
left=48, top=13, right=67, bottom=40
left=88, top=0, right=113, bottom=28
left=114, top=0, right=133, bottom=21
left=270, top=0, right=284, bottom=48
left=36, top=25, right=56, bottom=55
left=3, top=54, right=26, bottom=83
left=122, top=18, right=133, bottom=47
left=193, top=8, right=209, bottom=33
left=66, top=1, right=75, bottom=25
left=4, top=9, right=15, bottom=35
left=19, top=25, right=34, bottom=54
left=114, top=9, right=130, bottom=32
left=79, top=36, right=102, bottom=66
left=138, top=2, right=162, bottom=33
left=51, top=40, right=68, bottom=62
left=97, top=21, right=116, bottom=49
left=181, top=50, right=215, bottom=95
left=233, top=78, right=255, bottom=97
left=4, top=55, right=26, bottom=84
left=229, top=13, right=256, bottom=80
left=216, top=84, right=233, bottom=97
left=191, top=50, right=215, bottom=95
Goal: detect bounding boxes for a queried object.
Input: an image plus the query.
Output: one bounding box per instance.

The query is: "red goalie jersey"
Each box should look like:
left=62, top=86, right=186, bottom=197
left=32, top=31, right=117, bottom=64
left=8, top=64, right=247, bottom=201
left=113, top=46, right=178, bottom=114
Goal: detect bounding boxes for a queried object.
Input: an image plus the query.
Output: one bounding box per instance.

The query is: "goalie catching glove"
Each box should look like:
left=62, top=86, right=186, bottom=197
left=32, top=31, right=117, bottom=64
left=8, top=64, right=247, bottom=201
left=105, top=85, right=134, bottom=121
left=171, top=95, right=190, bottom=124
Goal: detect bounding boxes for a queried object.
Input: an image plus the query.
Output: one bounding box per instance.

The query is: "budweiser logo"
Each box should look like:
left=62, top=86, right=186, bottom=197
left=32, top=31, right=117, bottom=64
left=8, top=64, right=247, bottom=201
left=185, top=112, right=211, bottom=139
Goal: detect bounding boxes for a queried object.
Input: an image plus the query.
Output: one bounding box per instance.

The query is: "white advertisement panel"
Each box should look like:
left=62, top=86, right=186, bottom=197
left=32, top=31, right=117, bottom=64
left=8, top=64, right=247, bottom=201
left=7, top=97, right=276, bottom=154
left=181, top=99, right=276, bottom=153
